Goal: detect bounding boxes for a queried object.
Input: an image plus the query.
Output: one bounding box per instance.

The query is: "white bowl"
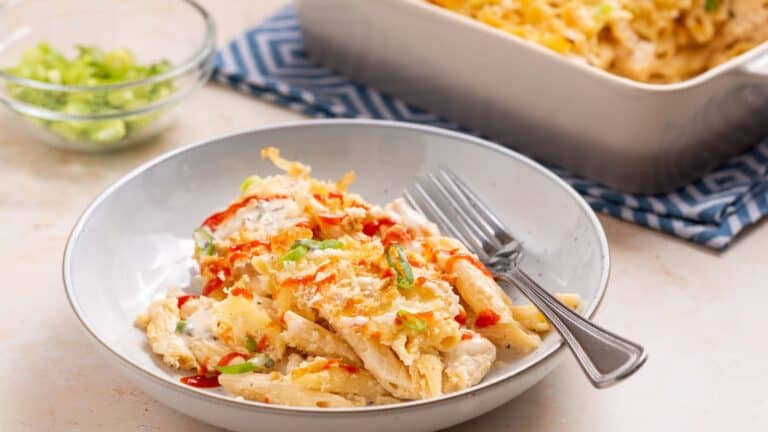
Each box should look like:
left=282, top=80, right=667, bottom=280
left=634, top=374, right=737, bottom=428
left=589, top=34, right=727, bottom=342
left=63, top=120, right=609, bottom=432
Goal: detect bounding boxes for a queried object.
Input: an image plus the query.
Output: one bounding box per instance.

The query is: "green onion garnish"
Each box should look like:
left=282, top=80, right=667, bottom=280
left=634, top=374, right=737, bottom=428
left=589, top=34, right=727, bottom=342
left=193, top=227, right=215, bottom=256
left=175, top=321, right=187, bottom=334
left=705, top=0, right=720, bottom=12
left=386, top=244, right=414, bottom=289
left=215, top=354, right=275, bottom=374
left=279, top=244, right=309, bottom=264
left=279, top=239, right=343, bottom=264
left=3, top=42, right=175, bottom=145
left=216, top=362, right=256, bottom=374
left=245, top=336, right=257, bottom=353
left=240, top=175, right=261, bottom=193
left=294, top=239, right=344, bottom=250
left=397, top=310, right=426, bottom=332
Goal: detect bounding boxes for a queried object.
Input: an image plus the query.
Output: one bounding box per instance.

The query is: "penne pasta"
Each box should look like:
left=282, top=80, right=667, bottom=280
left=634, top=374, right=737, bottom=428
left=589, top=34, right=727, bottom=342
left=442, top=332, right=496, bottom=393
left=431, top=239, right=541, bottom=354
left=282, top=311, right=361, bottom=366
left=410, top=354, right=444, bottom=399
left=335, top=325, right=419, bottom=400
left=219, top=373, right=359, bottom=408
left=512, top=293, right=581, bottom=333
left=290, top=357, right=388, bottom=401
left=137, top=297, right=199, bottom=370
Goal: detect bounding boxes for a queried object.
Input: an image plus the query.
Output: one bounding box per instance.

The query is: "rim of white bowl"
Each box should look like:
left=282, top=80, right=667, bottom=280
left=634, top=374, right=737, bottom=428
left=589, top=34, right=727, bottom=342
left=62, top=119, right=610, bottom=414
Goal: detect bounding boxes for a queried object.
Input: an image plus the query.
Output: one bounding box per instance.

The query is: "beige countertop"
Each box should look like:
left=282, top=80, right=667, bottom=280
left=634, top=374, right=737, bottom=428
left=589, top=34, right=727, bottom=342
left=1, top=1, right=766, bottom=430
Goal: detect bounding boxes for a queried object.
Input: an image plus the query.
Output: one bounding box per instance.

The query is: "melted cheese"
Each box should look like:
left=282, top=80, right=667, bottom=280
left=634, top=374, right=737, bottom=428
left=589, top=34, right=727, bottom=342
left=183, top=307, right=218, bottom=340
left=212, top=199, right=304, bottom=242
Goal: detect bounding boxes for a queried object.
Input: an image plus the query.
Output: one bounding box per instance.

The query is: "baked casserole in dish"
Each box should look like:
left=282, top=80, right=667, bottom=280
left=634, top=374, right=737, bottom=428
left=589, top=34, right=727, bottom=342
left=295, top=0, right=768, bottom=193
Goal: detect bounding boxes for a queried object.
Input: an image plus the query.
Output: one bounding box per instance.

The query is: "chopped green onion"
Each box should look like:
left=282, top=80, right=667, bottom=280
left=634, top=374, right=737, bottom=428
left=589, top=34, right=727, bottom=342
left=216, top=354, right=274, bottom=374
left=240, top=175, right=261, bottom=193
left=705, top=0, right=720, bottom=12
left=318, top=239, right=344, bottom=249
left=280, top=239, right=344, bottom=265
left=216, top=362, right=256, bottom=374
left=386, top=244, right=414, bottom=289
left=294, top=239, right=344, bottom=250
left=279, top=244, right=309, bottom=264
left=245, top=336, right=257, bottom=353
left=193, top=227, right=215, bottom=256
left=397, top=310, right=427, bottom=332
left=3, top=42, right=175, bottom=146
left=175, top=321, right=187, bottom=334
left=86, top=119, right=126, bottom=143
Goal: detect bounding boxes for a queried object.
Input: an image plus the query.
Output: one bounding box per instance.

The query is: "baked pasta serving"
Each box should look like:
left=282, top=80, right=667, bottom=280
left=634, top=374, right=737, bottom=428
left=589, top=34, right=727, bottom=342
left=136, top=148, right=580, bottom=407
left=428, top=0, right=768, bottom=83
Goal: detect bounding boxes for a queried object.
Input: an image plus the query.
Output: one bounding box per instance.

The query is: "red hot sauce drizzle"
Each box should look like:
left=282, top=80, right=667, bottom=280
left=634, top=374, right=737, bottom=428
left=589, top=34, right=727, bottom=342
left=202, top=194, right=289, bottom=230
left=180, top=353, right=250, bottom=388
left=177, top=295, right=198, bottom=309
left=474, top=308, right=501, bottom=328
left=362, top=217, right=396, bottom=237
left=180, top=374, right=220, bottom=388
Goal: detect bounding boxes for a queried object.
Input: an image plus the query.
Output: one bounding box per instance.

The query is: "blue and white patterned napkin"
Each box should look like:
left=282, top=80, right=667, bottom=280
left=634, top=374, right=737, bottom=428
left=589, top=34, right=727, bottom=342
left=212, top=6, right=768, bottom=250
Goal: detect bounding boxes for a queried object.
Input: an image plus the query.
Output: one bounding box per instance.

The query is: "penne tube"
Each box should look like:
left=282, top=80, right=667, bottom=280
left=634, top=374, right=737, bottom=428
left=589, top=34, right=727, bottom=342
left=475, top=322, right=540, bottom=354
left=432, top=241, right=540, bottom=353
left=442, top=332, right=496, bottom=393
left=512, top=293, right=581, bottom=333
left=290, top=357, right=388, bottom=401
left=138, top=298, right=198, bottom=370
left=219, top=373, right=359, bottom=408
left=335, top=325, right=419, bottom=400
left=282, top=311, right=361, bottom=366
left=410, top=354, right=444, bottom=398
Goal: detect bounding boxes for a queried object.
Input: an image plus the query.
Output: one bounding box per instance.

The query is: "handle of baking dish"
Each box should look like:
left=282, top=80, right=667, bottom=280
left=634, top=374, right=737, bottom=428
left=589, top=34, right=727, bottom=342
left=739, top=52, right=768, bottom=83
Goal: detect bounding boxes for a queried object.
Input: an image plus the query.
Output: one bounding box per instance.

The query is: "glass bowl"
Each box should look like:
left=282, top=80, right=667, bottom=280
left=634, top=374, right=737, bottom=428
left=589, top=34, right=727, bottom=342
left=0, top=0, right=216, bottom=151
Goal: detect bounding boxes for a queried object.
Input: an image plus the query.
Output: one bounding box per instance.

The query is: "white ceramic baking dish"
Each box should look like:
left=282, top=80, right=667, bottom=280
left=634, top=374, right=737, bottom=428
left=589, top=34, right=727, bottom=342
left=294, top=0, right=768, bottom=194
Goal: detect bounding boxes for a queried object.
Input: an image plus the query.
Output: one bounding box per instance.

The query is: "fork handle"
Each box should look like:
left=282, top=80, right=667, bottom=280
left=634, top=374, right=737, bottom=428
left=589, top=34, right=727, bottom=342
left=496, top=269, right=647, bottom=388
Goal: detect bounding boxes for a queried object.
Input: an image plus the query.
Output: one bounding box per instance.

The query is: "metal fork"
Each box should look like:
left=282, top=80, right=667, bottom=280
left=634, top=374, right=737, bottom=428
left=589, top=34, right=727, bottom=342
left=404, top=168, right=647, bottom=388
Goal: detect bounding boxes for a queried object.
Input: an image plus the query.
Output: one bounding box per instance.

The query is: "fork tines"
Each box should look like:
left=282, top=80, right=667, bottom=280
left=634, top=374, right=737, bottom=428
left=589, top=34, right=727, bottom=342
left=403, top=167, right=519, bottom=262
